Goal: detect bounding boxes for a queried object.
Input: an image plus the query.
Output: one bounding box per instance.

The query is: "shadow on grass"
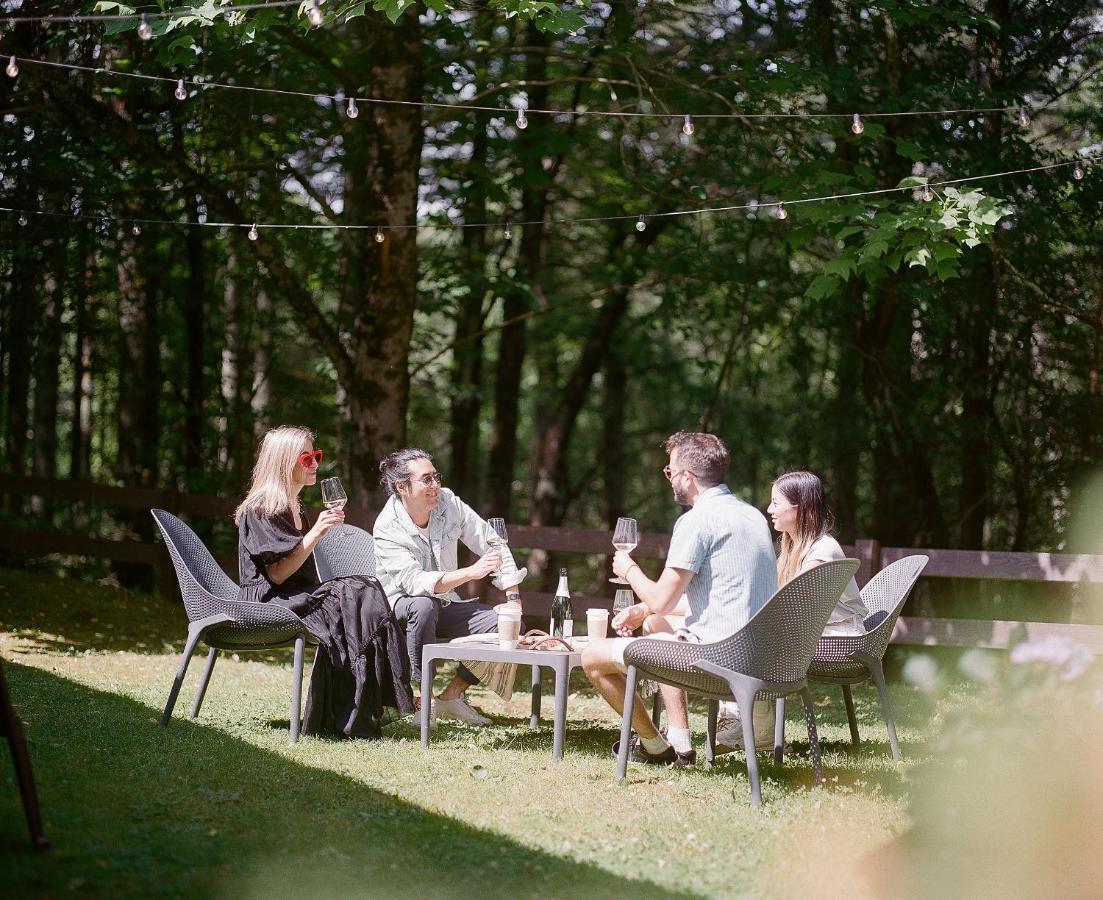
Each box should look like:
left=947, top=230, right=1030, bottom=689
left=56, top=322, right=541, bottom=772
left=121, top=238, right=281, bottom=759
left=0, top=567, right=291, bottom=662
left=422, top=697, right=912, bottom=803
left=0, top=664, right=692, bottom=898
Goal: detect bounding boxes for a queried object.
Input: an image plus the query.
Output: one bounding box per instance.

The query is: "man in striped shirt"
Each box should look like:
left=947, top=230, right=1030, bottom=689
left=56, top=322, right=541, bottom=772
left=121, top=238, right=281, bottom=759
left=581, top=431, right=777, bottom=766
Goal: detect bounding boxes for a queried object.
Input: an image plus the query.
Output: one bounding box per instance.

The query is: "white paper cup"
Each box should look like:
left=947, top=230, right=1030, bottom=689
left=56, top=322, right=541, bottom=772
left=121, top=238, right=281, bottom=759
left=586, top=608, right=610, bottom=641
left=497, top=607, right=523, bottom=649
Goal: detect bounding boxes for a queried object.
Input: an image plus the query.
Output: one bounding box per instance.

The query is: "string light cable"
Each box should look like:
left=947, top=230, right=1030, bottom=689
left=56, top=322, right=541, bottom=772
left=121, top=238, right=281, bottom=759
left=0, top=156, right=1096, bottom=236
left=3, top=53, right=1075, bottom=127
left=0, top=1, right=307, bottom=24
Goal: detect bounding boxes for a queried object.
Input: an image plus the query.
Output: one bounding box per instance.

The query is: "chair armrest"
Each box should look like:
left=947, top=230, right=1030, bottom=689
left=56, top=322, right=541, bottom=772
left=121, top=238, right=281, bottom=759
left=692, top=659, right=738, bottom=680
left=189, top=613, right=235, bottom=632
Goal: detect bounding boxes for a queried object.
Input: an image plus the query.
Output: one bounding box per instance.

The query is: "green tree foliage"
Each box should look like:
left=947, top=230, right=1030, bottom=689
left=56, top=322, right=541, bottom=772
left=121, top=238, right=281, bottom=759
left=1, top=1, right=1100, bottom=583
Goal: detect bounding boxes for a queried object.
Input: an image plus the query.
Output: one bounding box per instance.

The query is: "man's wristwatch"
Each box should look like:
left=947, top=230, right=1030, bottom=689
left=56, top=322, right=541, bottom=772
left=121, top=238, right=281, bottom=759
left=505, top=591, right=521, bottom=604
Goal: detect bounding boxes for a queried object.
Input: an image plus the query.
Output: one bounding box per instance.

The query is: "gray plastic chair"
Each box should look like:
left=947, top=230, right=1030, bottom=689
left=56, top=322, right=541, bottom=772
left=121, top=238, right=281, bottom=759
left=151, top=509, right=313, bottom=743
left=313, top=525, right=377, bottom=581
left=617, top=559, right=860, bottom=805
left=792, top=554, right=929, bottom=762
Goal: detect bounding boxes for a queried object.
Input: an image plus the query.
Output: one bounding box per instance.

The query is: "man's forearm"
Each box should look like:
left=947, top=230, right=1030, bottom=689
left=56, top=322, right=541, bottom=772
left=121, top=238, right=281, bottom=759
left=432, top=567, right=471, bottom=594
left=624, top=565, right=682, bottom=615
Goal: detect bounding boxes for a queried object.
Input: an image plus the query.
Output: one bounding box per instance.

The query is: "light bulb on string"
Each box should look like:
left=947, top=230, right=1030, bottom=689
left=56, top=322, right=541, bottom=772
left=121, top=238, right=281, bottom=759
left=374, top=227, right=385, bottom=243
left=346, top=97, right=359, bottom=119
left=307, top=0, right=324, bottom=26
left=636, top=215, right=646, bottom=232
left=248, top=223, right=259, bottom=241
left=503, top=220, right=512, bottom=241
left=774, top=203, right=788, bottom=221
left=18, top=213, right=28, bottom=226
left=175, top=79, right=187, bottom=101
left=515, top=107, right=528, bottom=130
left=131, top=224, right=141, bottom=236
left=1017, top=106, right=1029, bottom=129
left=138, top=13, right=153, bottom=40
left=851, top=113, right=864, bottom=135
left=682, top=114, right=694, bottom=136
left=1073, top=160, right=1085, bottom=181
left=921, top=183, right=933, bottom=202
left=6, top=56, right=18, bottom=78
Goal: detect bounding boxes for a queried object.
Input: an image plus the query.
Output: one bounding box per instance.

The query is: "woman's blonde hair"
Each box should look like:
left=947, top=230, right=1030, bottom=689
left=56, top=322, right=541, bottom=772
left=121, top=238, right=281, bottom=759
left=234, top=426, right=315, bottom=523
left=774, top=470, right=833, bottom=585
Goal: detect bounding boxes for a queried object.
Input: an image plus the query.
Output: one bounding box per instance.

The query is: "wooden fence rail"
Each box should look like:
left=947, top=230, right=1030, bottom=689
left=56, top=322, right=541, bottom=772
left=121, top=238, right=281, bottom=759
left=3, top=474, right=1102, bottom=653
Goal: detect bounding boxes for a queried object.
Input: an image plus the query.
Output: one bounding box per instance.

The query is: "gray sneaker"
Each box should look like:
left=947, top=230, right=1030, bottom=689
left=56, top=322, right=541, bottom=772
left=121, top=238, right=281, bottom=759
left=715, top=716, right=775, bottom=754
left=432, top=696, right=493, bottom=726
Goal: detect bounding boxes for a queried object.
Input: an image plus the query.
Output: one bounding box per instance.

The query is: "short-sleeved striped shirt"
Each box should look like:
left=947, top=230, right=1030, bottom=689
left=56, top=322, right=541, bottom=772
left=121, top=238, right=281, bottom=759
left=665, top=484, right=778, bottom=642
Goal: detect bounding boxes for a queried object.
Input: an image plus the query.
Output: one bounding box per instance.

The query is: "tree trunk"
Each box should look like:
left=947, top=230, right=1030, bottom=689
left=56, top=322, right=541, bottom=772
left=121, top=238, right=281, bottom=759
left=449, top=71, right=492, bottom=504
left=530, top=224, right=666, bottom=534
left=601, top=344, right=628, bottom=581
left=114, top=225, right=161, bottom=588
left=487, top=23, right=551, bottom=519
left=252, top=286, right=273, bottom=439
left=4, top=232, right=35, bottom=483
left=183, top=192, right=206, bottom=486
left=955, top=0, right=1010, bottom=549
left=830, top=280, right=864, bottom=541
left=31, top=238, right=65, bottom=483
left=220, top=245, right=256, bottom=491
left=69, top=222, right=94, bottom=481
left=863, top=274, right=946, bottom=547
left=338, top=15, right=423, bottom=511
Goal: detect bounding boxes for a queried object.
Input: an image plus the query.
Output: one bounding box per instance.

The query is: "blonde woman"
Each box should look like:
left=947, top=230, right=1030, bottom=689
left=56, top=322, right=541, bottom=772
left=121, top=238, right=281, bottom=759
left=235, top=426, right=413, bottom=739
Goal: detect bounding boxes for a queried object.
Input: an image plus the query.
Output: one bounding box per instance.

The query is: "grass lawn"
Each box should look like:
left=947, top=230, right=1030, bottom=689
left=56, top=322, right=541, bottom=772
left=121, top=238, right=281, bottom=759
left=0, top=567, right=926, bottom=898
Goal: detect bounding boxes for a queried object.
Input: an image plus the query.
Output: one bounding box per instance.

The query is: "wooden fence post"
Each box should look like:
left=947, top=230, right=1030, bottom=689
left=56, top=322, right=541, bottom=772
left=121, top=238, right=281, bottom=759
left=854, top=538, right=881, bottom=588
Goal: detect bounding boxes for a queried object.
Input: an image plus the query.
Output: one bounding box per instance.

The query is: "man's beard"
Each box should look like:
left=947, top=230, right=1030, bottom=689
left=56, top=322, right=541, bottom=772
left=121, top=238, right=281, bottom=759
left=672, top=483, right=691, bottom=505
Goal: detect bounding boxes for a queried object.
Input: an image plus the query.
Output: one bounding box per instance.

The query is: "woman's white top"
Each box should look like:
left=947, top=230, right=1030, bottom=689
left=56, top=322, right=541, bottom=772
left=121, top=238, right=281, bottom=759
left=800, top=534, right=868, bottom=635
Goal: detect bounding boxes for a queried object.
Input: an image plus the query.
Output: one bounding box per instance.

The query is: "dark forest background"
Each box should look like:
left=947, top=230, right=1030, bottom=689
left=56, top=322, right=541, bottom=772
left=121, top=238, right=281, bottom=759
left=2, top=0, right=1101, bottom=593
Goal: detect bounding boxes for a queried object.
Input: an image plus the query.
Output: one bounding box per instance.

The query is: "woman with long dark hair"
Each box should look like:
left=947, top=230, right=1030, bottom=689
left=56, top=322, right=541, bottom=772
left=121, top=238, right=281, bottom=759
left=768, top=470, right=867, bottom=634
left=235, top=426, right=414, bottom=739
left=716, top=469, right=868, bottom=754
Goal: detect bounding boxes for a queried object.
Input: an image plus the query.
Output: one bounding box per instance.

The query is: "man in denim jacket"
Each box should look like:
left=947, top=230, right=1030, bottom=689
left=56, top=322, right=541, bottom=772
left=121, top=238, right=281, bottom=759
left=373, top=448, right=527, bottom=726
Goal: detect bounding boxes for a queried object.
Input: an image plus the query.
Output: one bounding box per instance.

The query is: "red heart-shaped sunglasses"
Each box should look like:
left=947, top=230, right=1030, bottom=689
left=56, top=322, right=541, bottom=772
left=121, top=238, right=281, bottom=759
left=298, top=449, right=324, bottom=468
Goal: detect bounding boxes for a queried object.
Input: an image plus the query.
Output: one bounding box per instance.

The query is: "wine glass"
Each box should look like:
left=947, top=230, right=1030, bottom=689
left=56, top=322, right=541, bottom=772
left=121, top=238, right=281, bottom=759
left=320, top=477, right=349, bottom=537
left=487, top=517, right=508, bottom=573
left=609, top=516, right=638, bottom=584
left=612, top=588, right=635, bottom=635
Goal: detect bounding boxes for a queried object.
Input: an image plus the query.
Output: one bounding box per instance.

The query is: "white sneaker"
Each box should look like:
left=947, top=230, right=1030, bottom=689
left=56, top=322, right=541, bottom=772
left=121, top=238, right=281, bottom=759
left=432, top=696, right=493, bottom=726
left=715, top=701, right=776, bottom=753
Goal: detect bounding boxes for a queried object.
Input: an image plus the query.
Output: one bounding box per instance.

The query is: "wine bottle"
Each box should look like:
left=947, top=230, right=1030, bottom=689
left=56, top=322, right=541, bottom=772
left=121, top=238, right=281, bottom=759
left=550, top=568, right=573, bottom=638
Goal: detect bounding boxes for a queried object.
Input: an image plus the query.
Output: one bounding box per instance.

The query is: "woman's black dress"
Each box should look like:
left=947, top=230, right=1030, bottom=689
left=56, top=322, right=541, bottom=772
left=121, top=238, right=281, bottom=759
left=237, top=502, right=414, bottom=739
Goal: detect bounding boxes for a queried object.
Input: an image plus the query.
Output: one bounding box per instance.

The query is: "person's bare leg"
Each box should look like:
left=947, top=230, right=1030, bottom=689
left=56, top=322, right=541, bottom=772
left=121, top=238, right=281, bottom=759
left=641, top=615, right=689, bottom=731
left=437, top=675, right=470, bottom=701
left=582, top=642, right=660, bottom=738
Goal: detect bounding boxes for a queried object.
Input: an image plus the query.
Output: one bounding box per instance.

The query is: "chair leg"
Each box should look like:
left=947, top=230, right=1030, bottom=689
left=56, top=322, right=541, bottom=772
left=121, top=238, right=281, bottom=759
left=290, top=634, right=305, bottom=744
left=529, top=665, right=541, bottom=730
left=733, top=687, right=763, bottom=806
left=841, top=684, right=861, bottom=748
left=865, top=659, right=902, bottom=762
left=773, top=698, right=785, bottom=764
left=160, top=626, right=204, bottom=727
left=800, top=687, right=826, bottom=786
left=651, top=690, right=664, bottom=731
left=1, top=664, right=50, bottom=851
left=190, top=648, right=219, bottom=719
left=616, top=666, right=639, bottom=784
left=705, top=699, right=718, bottom=769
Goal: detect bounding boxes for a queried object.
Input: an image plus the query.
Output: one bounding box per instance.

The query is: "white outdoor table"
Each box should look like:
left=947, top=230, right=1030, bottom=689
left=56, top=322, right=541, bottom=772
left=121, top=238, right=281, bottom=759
left=420, top=639, right=585, bottom=759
